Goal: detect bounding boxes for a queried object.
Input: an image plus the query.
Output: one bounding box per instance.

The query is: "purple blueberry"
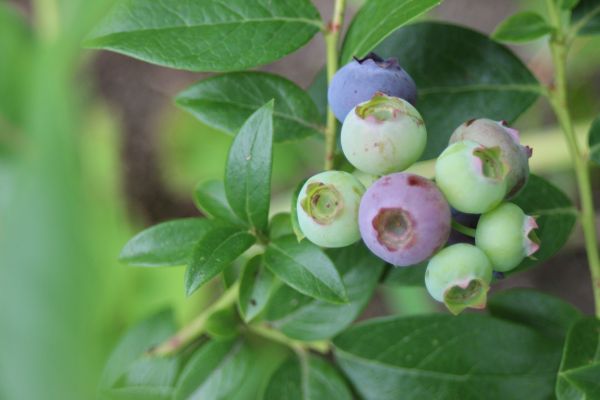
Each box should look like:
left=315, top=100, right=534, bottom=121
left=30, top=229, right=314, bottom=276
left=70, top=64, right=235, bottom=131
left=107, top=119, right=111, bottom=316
left=358, top=173, right=451, bottom=266
left=328, top=52, right=417, bottom=122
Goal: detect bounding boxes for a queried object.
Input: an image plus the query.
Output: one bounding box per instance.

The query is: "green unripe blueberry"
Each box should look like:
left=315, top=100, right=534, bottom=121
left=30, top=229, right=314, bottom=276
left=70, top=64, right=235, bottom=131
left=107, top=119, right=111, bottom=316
left=352, top=170, right=380, bottom=189
left=435, top=140, right=508, bottom=214
left=425, top=243, right=493, bottom=315
left=475, top=202, right=540, bottom=272
left=296, top=170, right=365, bottom=248
left=341, top=93, right=426, bottom=175
left=450, top=119, right=531, bottom=198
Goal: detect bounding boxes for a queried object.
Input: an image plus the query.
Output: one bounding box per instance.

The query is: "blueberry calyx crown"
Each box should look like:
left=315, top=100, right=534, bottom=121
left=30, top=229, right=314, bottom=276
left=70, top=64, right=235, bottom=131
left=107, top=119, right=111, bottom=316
left=472, top=146, right=506, bottom=181
left=353, top=52, right=399, bottom=69
left=355, top=93, right=422, bottom=123
left=372, top=207, right=415, bottom=251
left=301, top=182, right=344, bottom=225
left=443, top=278, right=489, bottom=315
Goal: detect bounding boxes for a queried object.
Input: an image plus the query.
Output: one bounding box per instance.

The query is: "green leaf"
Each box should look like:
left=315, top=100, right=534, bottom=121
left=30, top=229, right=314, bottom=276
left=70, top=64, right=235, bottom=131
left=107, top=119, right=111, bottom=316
left=384, top=262, right=426, bottom=286
left=290, top=179, right=306, bottom=241
left=374, top=22, right=540, bottom=159
left=185, top=226, right=255, bottom=296
left=558, top=0, right=581, bottom=9
left=98, top=310, right=181, bottom=400
left=266, top=243, right=384, bottom=341
left=85, top=0, right=322, bottom=72
left=225, top=101, right=273, bottom=233
left=238, top=255, right=276, bottom=322
left=572, top=0, right=600, bottom=35
left=488, top=288, right=582, bottom=341
left=205, top=306, right=240, bottom=339
left=492, top=12, right=553, bottom=43
left=264, top=236, right=347, bottom=304
left=334, top=314, right=563, bottom=400
left=119, top=218, right=214, bottom=267
left=588, top=115, right=600, bottom=164
left=194, top=180, right=246, bottom=227
left=556, top=318, right=600, bottom=399
left=307, top=70, right=328, bottom=123
left=263, top=354, right=353, bottom=400
left=177, top=72, right=323, bottom=142
left=268, top=213, right=294, bottom=240
left=510, top=174, right=577, bottom=274
left=340, top=0, right=442, bottom=64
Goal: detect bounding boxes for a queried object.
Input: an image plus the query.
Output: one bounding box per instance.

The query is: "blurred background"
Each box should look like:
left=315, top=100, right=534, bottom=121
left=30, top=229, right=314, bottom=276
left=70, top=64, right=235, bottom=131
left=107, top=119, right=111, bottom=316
left=1, top=0, right=599, bottom=399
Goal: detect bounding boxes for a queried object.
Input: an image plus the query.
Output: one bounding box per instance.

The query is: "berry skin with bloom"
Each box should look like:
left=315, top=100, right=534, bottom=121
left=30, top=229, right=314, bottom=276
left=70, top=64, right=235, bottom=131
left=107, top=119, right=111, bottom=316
left=327, top=52, right=417, bottom=122
left=450, top=118, right=531, bottom=198
left=358, top=173, right=451, bottom=266
left=425, top=243, right=493, bottom=315
left=341, top=94, right=426, bottom=175
left=435, top=140, right=508, bottom=214
left=475, top=202, right=540, bottom=272
left=296, top=171, right=365, bottom=248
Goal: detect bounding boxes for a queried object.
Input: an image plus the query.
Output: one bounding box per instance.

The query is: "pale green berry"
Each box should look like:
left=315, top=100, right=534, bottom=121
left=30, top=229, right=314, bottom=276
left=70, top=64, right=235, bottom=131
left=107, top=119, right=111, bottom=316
left=352, top=170, right=380, bottom=189
left=425, top=243, right=493, bottom=315
left=341, top=93, right=426, bottom=175
left=435, top=140, right=508, bottom=214
left=475, top=202, right=540, bottom=272
left=296, top=171, right=365, bottom=248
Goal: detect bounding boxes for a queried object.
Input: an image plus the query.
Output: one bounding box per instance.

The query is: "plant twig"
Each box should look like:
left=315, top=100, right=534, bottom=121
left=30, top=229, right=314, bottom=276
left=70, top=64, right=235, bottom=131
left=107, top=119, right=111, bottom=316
left=324, top=0, right=347, bottom=170
left=451, top=220, right=477, bottom=238
left=248, top=324, right=330, bottom=354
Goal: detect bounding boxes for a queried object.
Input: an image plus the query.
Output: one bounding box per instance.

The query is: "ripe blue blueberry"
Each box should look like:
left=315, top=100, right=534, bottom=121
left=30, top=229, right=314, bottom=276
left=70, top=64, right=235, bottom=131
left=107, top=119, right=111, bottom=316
left=296, top=171, right=365, bottom=248
left=358, top=173, right=451, bottom=266
left=341, top=93, right=426, bottom=175
left=435, top=140, right=508, bottom=214
left=475, top=202, right=540, bottom=272
left=328, top=52, right=417, bottom=122
left=425, top=243, right=493, bottom=315
left=450, top=118, right=531, bottom=198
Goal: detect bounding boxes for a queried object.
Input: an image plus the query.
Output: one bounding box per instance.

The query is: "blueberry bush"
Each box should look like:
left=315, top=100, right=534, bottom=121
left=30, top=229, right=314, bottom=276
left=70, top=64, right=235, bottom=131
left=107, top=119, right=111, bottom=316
left=86, top=0, right=600, bottom=398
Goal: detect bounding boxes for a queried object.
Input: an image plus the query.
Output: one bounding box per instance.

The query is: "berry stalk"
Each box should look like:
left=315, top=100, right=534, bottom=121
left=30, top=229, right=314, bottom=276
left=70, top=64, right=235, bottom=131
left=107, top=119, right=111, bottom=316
left=324, top=0, right=347, bottom=170
left=546, top=0, right=600, bottom=317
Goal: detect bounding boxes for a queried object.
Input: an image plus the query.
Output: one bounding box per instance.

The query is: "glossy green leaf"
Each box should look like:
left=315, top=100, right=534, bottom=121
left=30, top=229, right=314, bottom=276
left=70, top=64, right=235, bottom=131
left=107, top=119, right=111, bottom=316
left=375, top=22, right=540, bottom=159
left=510, top=174, right=577, bottom=274
left=492, top=12, right=553, bottom=43
left=185, top=226, right=255, bottom=296
left=556, top=318, right=600, bottom=399
left=264, top=236, right=347, bottom=304
left=119, top=218, right=214, bottom=267
left=205, top=306, right=240, bottom=339
left=334, top=314, right=563, bottom=400
left=488, top=288, right=582, bottom=341
left=266, top=243, right=384, bottom=341
left=307, top=69, right=328, bottom=123
left=225, top=101, right=273, bottom=233
left=85, top=0, right=322, bottom=72
left=558, top=0, right=581, bottom=9
left=177, top=72, right=323, bottom=142
left=98, top=310, right=180, bottom=400
left=263, top=355, right=352, bottom=400
left=340, top=0, right=442, bottom=64
left=268, top=213, right=294, bottom=240
left=384, top=262, right=427, bottom=286
left=194, top=180, right=246, bottom=227
left=238, top=255, right=276, bottom=322
left=588, top=115, right=600, bottom=164
left=572, top=0, right=600, bottom=35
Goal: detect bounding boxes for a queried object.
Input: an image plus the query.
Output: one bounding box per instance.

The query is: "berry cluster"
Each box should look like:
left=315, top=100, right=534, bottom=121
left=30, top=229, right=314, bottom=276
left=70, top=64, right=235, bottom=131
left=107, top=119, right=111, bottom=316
left=297, top=53, right=540, bottom=314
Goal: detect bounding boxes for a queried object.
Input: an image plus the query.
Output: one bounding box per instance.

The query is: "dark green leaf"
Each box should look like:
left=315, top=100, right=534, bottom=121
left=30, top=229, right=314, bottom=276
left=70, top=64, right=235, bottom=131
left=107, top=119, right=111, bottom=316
left=263, top=354, right=352, bottom=400
left=340, top=0, right=442, bottom=64
left=375, top=22, right=540, bottom=159
left=558, top=0, right=581, bottom=9
left=225, top=101, right=273, bottom=233
left=334, top=314, right=563, bottom=400
left=185, top=226, right=255, bottom=296
left=269, top=213, right=294, bottom=240
left=556, top=318, right=600, bottom=399
left=510, top=174, right=577, bottom=274
left=205, top=306, right=240, bottom=339
left=239, top=255, right=276, bottom=322
left=588, top=115, right=600, bottom=165
left=119, top=218, right=214, bottom=267
left=194, top=180, right=246, bottom=227
left=266, top=243, right=383, bottom=341
left=492, top=12, right=553, bottom=43
left=264, top=236, right=347, bottom=304
left=384, top=262, right=427, bottom=286
left=572, top=0, right=600, bottom=35
left=85, top=0, right=322, bottom=72
left=488, top=288, right=581, bottom=341
left=307, top=69, right=328, bottom=123
left=290, top=179, right=306, bottom=241
left=177, top=72, right=323, bottom=142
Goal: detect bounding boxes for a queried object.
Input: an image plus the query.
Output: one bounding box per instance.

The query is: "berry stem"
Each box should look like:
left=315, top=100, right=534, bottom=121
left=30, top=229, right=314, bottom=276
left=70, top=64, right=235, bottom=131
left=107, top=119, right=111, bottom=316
left=546, top=0, right=600, bottom=317
left=324, top=0, right=347, bottom=170
left=147, top=281, right=240, bottom=357
left=451, top=220, right=477, bottom=238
